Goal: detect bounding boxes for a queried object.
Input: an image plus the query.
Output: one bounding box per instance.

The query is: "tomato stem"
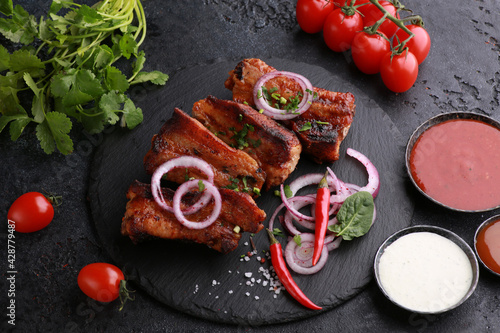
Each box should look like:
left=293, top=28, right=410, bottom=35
left=118, top=280, right=135, bottom=311
left=368, top=0, right=417, bottom=54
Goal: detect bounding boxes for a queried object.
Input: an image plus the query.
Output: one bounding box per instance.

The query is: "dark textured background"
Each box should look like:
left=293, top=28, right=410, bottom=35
left=1, top=0, right=500, bottom=332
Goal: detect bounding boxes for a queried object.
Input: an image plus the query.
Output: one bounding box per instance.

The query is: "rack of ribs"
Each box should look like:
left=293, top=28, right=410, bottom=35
left=143, top=107, right=266, bottom=196
left=192, top=95, right=302, bottom=190
left=121, top=181, right=266, bottom=254
left=224, top=58, right=356, bottom=164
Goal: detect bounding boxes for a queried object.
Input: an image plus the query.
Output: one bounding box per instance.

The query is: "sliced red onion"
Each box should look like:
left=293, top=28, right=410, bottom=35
left=151, top=156, right=214, bottom=214
left=285, top=233, right=328, bottom=275
left=172, top=179, right=221, bottom=230
left=284, top=198, right=316, bottom=230
left=253, top=71, right=314, bottom=120
left=268, top=202, right=286, bottom=231
left=346, top=148, right=380, bottom=197
left=289, top=172, right=338, bottom=196
left=325, top=235, right=342, bottom=252
left=280, top=185, right=315, bottom=222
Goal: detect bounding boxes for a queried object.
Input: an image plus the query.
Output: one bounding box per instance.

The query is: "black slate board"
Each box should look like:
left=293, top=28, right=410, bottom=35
left=88, top=58, right=413, bottom=325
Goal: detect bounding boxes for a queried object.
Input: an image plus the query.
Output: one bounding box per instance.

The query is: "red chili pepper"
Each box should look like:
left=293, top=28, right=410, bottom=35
left=266, top=229, right=322, bottom=310
left=312, top=171, right=330, bottom=266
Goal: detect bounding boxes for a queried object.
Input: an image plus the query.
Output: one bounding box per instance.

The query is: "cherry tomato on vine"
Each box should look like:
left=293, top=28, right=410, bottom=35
left=323, top=8, right=364, bottom=52
left=296, top=0, right=334, bottom=34
left=393, top=24, right=431, bottom=64
left=7, top=192, right=55, bottom=233
left=351, top=31, right=391, bottom=74
left=78, top=263, right=125, bottom=303
left=380, top=51, right=419, bottom=93
left=363, top=1, right=399, bottom=38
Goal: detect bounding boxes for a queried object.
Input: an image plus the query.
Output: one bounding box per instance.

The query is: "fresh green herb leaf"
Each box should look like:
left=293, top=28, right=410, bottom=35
left=272, top=228, right=285, bottom=238
left=299, top=122, right=312, bottom=131
left=0, top=0, right=13, bottom=16
left=0, top=0, right=168, bottom=155
left=130, top=71, right=169, bottom=85
left=105, top=66, right=130, bottom=93
left=118, top=33, right=137, bottom=59
left=36, top=111, right=73, bottom=155
left=328, top=191, right=374, bottom=241
left=121, top=98, right=143, bottom=129
left=0, top=45, right=10, bottom=71
left=293, top=234, right=302, bottom=247
left=9, top=49, right=45, bottom=76
left=198, top=179, right=205, bottom=192
left=284, top=184, right=293, bottom=198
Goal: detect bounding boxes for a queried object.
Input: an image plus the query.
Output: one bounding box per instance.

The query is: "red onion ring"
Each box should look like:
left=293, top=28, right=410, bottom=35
left=173, top=179, right=222, bottom=230
left=325, top=235, right=342, bottom=252
left=280, top=186, right=316, bottom=222
left=289, top=172, right=338, bottom=196
left=253, top=71, right=314, bottom=120
left=285, top=233, right=328, bottom=275
left=346, top=148, right=380, bottom=197
left=151, top=156, right=214, bottom=214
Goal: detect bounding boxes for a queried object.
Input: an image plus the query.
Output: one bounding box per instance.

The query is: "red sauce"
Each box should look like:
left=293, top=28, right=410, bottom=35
left=476, top=218, right=500, bottom=274
left=409, top=119, right=500, bottom=211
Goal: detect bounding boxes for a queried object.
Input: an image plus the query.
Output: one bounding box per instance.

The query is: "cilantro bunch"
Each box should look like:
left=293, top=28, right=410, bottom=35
left=0, top=0, right=168, bottom=154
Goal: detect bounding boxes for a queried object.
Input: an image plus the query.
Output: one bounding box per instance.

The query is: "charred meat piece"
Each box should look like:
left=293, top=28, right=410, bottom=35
left=192, top=95, right=302, bottom=190
left=224, top=58, right=356, bottom=164
left=121, top=181, right=266, bottom=253
left=144, top=108, right=266, bottom=195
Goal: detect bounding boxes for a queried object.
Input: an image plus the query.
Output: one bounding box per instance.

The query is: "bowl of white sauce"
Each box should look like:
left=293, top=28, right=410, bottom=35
left=374, top=225, right=479, bottom=314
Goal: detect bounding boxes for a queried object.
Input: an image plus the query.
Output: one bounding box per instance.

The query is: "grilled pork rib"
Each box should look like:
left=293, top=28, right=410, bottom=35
left=192, top=95, right=302, bottom=190
left=144, top=108, right=266, bottom=195
left=121, top=181, right=266, bottom=253
left=224, top=58, right=356, bottom=164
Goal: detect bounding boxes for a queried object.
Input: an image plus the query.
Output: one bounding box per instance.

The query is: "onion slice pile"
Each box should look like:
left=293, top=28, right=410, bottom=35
left=269, top=148, right=379, bottom=274
left=151, top=156, right=222, bottom=229
left=253, top=71, right=314, bottom=120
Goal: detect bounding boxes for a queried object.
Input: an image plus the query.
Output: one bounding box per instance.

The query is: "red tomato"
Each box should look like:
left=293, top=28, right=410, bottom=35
left=78, top=263, right=125, bottom=302
left=351, top=31, right=391, bottom=74
left=393, top=24, right=431, bottom=64
left=7, top=192, right=54, bottom=233
left=363, top=1, right=399, bottom=38
left=380, top=51, right=419, bottom=93
left=296, top=0, right=334, bottom=34
left=323, top=9, right=364, bottom=52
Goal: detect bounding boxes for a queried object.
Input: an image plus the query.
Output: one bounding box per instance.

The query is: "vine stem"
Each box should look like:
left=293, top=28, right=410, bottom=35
left=368, top=0, right=417, bottom=53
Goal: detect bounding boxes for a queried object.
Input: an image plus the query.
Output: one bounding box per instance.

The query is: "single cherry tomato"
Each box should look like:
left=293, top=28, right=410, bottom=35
left=393, top=24, right=431, bottom=64
left=296, top=0, right=334, bottom=34
left=363, top=1, right=399, bottom=38
left=353, top=0, right=371, bottom=16
left=7, top=192, right=55, bottom=233
left=78, top=263, right=125, bottom=303
left=380, top=51, right=419, bottom=93
left=351, top=31, right=391, bottom=74
left=323, top=8, right=364, bottom=52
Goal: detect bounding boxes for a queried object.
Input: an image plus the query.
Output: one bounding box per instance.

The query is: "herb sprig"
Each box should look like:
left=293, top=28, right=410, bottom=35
left=0, top=0, right=169, bottom=154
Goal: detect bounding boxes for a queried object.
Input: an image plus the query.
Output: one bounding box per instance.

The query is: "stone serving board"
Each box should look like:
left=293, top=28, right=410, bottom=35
left=88, top=58, right=413, bottom=325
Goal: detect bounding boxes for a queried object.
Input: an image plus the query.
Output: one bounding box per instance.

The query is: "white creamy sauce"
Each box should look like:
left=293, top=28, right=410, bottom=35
left=378, top=232, right=473, bottom=313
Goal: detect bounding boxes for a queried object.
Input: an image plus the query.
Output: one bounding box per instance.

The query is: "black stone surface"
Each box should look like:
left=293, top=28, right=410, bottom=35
left=1, top=0, right=500, bottom=332
left=88, top=58, right=412, bottom=325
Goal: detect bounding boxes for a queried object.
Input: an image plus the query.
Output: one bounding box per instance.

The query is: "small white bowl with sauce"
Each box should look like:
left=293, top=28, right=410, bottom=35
left=374, top=225, right=479, bottom=314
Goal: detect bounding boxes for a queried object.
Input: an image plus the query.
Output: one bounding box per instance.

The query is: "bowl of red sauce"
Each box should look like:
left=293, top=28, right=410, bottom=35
left=406, top=112, right=500, bottom=212
left=475, top=214, right=500, bottom=277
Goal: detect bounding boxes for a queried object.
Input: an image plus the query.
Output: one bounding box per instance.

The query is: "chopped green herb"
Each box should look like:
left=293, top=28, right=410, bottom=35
left=272, top=228, right=285, bottom=238
left=316, top=121, right=329, bottom=125
left=198, top=180, right=205, bottom=192
left=299, top=122, right=312, bottom=131
left=252, top=187, right=261, bottom=196
left=284, top=184, right=293, bottom=198
left=293, top=234, right=302, bottom=247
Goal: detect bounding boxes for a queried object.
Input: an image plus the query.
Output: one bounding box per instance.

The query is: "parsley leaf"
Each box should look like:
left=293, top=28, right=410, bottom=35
left=0, top=0, right=168, bottom=155
left=130, top=71, right=169, bottom=85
